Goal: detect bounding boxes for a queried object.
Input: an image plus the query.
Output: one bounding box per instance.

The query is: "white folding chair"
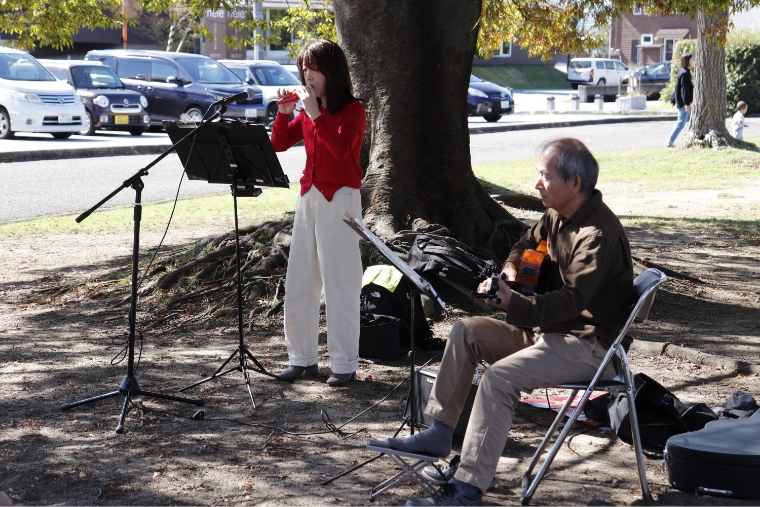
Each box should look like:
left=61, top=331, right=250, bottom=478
left=521, top=268, right=667, bottom=506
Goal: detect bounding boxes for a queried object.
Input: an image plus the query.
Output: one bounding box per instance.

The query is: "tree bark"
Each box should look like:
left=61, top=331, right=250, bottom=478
left=683, top=8, right=742, bottom=149
left=333, top=0, right=526, bottom=259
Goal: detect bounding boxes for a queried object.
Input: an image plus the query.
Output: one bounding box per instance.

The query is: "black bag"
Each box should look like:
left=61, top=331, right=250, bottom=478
left=607, top=373, right=718, bottom=449
left=666, top=416, right=760, bottom=498
left=359, top=313, right=402, bottom=360
left=406, top=234, right=497, bottom=290
left=361, top=278, right=433, bottom=347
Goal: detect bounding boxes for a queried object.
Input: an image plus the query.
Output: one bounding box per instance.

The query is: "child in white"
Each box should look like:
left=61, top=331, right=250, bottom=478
left=732, top=101, right=749, bottom=140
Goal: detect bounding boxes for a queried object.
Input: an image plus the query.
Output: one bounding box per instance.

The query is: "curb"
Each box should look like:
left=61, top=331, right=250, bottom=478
left=0, top=144, right=173, bottom=163
left=468, top=115, right=675, bottom=135
left=631, top=340, right=760, bottom=374
left=1, top=115, right=678, bottom=162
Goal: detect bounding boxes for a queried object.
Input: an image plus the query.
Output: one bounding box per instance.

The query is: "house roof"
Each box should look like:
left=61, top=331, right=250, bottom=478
left=656, top=28, right=690, bottom=39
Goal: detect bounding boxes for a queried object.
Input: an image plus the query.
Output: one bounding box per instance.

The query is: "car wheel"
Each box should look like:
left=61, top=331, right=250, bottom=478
left=52, top=132, right=72, bottom=139
left=79, top=110, right=96, bottom=136
left=128, top=128, right=146, bottom=136
left=0, top=107, right=14, bottom=139
left=184, top=106, right=204, bottom=122
left=267, top=103, right=278, bottom=126
left=597, top=78, right=606, bottom=85
left=483, top=114, right=502, bottom=123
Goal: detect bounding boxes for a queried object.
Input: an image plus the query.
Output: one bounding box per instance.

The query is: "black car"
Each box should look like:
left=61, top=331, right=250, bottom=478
left=40, top=60, right=150, bottom=136
left=622, top=61, right=672, bottom=85
left=468, top=74, right=514, bottom=122
left=84, top=50, right=266, bottom=126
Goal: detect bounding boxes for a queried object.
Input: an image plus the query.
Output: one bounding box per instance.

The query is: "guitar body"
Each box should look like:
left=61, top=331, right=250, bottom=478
left=507, top=240, right=550, bottom=296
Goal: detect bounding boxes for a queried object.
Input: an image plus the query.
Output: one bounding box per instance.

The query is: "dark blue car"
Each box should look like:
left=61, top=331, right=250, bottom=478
left=84, top=50, right=267, bottom=126
left=468, top=74, right=514, bottom=122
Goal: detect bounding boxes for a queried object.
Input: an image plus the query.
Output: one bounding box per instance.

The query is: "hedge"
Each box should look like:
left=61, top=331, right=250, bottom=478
left=660, top=30, right=760, bottom=116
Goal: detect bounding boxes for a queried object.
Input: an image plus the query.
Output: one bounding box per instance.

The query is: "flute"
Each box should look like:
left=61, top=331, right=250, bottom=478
left=276, top=91, right=300, bottom=105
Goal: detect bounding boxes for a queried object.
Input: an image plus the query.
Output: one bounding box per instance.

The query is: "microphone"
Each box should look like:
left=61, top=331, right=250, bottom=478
left=213, top=87, right=255, bottom=107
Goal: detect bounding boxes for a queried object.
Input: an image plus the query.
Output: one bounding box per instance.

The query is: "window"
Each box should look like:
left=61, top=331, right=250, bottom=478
left=569, top=60, right=591, bottom=69
left=48, top=68, right=68, bottom=82
left=633, top=6, right=643, bottom=15
left=641, top=34, right=653, bottom=45
left=150, top=60, right=179, bottom=82
left=615, top=61, right=627, bottom=71
left=0, top=54, right=55, bottom=81
left=492, top=41, right=512, bottom=58
left=596, top=61, right=604, bottom=69
left=605, top=61, right=615, bottom=69
left=267, top=9, right=293, bottom=52
left=252, top=66, right=300, bottom=86
left=664, top=40, right=675, bottom=61
left=117, top=59, right=148, bottom=81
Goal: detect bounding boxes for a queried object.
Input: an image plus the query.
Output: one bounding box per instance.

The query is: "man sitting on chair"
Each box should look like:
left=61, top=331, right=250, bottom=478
left=386, top=138, right=634, bottom=506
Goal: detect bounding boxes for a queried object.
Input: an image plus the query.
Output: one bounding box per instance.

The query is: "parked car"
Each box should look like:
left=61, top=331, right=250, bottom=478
left=40, top=60, right=150, bottom=136
left=0, top=47, right=86, bottom=139
left=567, top=58, right=629, bottom=88
left=84, top=50, right=267, bottom=127
left=622, top=61, right=671, bottom=85
left=468, top=74, right=514, bottom=123
left=219, top=59, right=302, bottom=124
left=282, top=64, right=300, bottom=80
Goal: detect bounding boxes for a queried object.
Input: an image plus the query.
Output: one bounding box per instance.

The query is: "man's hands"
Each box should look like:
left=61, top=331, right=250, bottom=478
left=685, top=105, right=691, bottom=113
left=476, top=262, right=516, bottom=311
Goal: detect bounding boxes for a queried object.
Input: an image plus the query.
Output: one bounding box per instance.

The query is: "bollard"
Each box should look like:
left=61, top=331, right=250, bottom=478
left=546, top=96, right=555, bottom=112
left=569, top=94, right=579, bottom=110
left=594, top=94, right=604, bottom=111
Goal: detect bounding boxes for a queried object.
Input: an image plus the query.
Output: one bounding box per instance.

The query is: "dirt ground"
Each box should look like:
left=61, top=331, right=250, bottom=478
left=1, top=201, right=760, bottom=506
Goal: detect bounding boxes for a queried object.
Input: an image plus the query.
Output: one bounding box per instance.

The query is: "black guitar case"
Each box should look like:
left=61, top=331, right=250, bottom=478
left=665, top=415, right=760, bottom=499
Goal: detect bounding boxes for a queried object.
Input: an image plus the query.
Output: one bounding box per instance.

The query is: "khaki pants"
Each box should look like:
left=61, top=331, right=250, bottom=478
left=283, top=186, right=363, bottom=374
left=425, top=317, right=616, bottom=492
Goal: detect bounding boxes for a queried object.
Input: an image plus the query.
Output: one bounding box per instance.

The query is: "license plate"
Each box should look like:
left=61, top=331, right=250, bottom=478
left=501, top=101, right=509, bottom=109
left=114, top=115, right=129, bottom=125
left=245, top=109, right=260, bottom=118
left=58, top=114, right=72, bottom=124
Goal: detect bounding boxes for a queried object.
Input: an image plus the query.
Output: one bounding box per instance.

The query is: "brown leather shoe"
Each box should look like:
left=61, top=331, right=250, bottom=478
left=275, top=364, right=319, bottom=381
left=326, top=371, right=356, bottom=387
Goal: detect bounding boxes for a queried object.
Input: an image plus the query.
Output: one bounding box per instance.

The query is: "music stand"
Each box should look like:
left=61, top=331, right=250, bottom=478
left=166, top=119, right=290, bottom=408
left=321, top=214, right=446, bottom=486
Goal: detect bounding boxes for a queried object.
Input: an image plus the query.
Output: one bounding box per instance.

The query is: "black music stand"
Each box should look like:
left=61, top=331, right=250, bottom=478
left=166, top=119, right=290, bottom=408
left=321, top=213, right=446, bottom=486
left=60, top=113, right=224, bottom=433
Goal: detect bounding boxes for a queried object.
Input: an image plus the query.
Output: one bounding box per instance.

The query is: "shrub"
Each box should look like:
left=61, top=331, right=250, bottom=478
left=725, top=29, right=760, bottom=116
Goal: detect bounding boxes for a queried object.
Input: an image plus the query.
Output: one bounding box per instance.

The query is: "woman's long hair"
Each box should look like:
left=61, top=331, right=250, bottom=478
left=296, top=39, right=357, bottom=114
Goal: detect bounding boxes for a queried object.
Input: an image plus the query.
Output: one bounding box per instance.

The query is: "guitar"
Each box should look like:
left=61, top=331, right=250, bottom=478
left=473, top=240, right=550, bottom=302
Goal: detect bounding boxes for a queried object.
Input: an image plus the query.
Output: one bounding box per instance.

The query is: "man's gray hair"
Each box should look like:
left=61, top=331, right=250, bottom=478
left=538, top=138, right=598, bottom=194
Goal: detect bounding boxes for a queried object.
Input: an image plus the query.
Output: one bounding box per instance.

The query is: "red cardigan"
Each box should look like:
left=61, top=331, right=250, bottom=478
left=270, top=99, right=366, bottom=201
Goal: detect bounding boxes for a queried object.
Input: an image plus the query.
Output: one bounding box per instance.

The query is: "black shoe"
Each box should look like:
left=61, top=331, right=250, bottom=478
left=406, top=482, right=482, bottom=506
left=422, top=455, right=496, bottom=490
left=275, top=364, right=318, bottom=381
left=326, top=371, right=356, bottom=386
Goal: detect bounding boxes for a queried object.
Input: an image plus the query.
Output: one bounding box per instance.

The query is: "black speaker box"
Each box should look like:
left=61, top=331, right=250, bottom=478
left=359, top=313, right=402, bottom=360
left=403, top=368, right=479, bottom=438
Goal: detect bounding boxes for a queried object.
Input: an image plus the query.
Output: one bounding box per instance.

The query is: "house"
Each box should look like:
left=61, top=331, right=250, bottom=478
left=610, top=9, right=698, bottom=67
left=473, top=41, right=565, bottom=67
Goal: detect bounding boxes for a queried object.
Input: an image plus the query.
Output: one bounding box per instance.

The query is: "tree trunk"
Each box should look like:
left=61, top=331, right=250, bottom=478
left=333, top=0, right=526, bottom=259
left=683, top=8, right=738, bottom=149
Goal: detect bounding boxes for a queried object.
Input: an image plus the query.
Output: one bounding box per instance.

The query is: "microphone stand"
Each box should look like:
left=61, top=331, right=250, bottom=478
left=61, top=107, right=228, bottom=433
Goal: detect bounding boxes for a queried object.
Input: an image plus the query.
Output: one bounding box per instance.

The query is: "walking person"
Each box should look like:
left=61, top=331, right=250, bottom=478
left=732, top=101, right=749, bottom=140
left=667, top=53, right=693, bottom=147
left=269, top=39, right=366, bottom=386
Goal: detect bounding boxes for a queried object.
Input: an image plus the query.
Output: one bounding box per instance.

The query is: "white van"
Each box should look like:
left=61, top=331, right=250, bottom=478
left=0, top=47, right=87, bottom=139
left=567, top=58, right=629, bottom=88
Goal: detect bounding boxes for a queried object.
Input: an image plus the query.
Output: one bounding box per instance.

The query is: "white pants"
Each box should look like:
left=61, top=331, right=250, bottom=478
left=283, top=186, right=362, bottom=374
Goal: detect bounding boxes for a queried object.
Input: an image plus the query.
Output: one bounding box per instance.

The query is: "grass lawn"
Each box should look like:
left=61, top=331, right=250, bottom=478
left=471, top=65, right=571, bottom=90
left=0, top=185, right=299, bottom=238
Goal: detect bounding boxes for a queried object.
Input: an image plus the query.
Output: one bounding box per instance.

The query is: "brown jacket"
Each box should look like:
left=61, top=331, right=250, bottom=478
left=505, top=190, right=633, bottom=348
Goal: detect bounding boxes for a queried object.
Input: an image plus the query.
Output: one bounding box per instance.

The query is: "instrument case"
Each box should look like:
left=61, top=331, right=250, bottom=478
left=665, top=415, right=760, bottom=499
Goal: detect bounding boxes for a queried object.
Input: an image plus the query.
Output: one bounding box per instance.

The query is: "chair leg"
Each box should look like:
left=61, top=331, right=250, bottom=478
left=624, top=371, right=654, bottom=505
left=520, top=389, right=579, bottom=505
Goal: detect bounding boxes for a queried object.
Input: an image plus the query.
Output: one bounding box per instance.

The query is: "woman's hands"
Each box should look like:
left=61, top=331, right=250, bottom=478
left=276, top=88, right=298, bottom=115
left=277, top=85, right=321, bottom=120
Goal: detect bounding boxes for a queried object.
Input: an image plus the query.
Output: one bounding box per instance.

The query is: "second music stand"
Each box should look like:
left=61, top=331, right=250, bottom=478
left=166, top=119, right=290, bottom=408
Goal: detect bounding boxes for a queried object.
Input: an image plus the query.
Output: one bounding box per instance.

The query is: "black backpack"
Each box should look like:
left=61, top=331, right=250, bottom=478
left=361, top=277, right=434, bottom=347
left=406, top=234, right=497, bottom=291
left=586, top=373, right=719, bottom=449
